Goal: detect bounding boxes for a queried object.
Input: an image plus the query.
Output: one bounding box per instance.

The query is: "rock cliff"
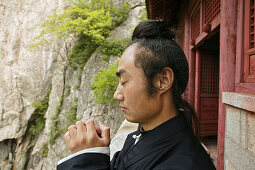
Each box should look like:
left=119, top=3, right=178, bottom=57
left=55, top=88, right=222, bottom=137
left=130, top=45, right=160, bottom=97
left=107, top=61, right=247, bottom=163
left=0, top=0, right=145, bottom=169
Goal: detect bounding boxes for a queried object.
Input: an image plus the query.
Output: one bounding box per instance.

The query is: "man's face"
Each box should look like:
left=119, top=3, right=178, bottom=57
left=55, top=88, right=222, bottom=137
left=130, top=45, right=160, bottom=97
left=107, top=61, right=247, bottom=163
left=114, top=45, right=162, bottom=125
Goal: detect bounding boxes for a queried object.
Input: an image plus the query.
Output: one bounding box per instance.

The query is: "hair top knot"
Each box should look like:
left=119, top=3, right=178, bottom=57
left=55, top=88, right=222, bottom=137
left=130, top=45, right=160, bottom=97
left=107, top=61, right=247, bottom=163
left=132, top=20, right=175, bottom=41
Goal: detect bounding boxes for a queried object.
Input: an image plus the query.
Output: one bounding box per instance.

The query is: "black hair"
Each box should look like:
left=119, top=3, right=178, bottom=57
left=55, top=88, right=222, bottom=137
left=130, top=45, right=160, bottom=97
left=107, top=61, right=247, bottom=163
left=129, top=20, right=199, bottom=137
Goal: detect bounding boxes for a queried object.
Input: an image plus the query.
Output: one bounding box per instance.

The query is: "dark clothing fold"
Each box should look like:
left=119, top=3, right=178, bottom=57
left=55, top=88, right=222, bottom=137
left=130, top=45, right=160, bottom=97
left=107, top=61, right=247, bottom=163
left=57, top=115, right=216, bottom=170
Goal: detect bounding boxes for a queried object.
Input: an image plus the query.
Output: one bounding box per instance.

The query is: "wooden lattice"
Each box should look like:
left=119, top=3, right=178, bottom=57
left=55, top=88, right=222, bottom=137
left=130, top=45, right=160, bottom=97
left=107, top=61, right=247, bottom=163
left=249, top=0, right=255, bottom=49
left=203, top=0, right=220, bottom=24
left=191, top=7, right=200, bottom=40
left=244, top=0, right=255, bottom=82
left=200, top=53, right=219, bottom=94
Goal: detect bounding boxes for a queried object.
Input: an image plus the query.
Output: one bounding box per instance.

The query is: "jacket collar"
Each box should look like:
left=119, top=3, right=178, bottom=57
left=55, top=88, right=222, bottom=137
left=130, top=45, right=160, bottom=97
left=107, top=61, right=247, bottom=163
left=123, top=114, right=188, bottom=168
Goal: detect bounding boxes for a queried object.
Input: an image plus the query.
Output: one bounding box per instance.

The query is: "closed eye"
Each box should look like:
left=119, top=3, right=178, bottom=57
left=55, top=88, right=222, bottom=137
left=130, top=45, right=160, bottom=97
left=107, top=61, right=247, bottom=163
left=121, top=81, right=127, bottom=86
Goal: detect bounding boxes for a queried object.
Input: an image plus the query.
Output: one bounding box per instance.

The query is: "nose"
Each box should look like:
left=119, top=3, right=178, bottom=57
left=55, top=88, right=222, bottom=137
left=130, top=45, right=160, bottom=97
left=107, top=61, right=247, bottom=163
left=114, top=86, right=124, bottom=101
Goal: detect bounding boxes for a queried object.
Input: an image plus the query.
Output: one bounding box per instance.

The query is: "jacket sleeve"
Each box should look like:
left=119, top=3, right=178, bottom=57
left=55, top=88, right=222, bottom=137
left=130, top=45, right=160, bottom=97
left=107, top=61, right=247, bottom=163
left=56, top=148, right=123, bottom=170
left=57, top=153, right=110, bottom=170
left=56, top=133, right=134, bottom=170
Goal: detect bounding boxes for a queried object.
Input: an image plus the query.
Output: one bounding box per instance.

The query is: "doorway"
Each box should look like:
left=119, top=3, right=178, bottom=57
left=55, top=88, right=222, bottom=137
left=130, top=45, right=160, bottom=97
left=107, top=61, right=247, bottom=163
left=195, top=32, right=220, bottom=166
left=196, top=32, right=220, bottom=137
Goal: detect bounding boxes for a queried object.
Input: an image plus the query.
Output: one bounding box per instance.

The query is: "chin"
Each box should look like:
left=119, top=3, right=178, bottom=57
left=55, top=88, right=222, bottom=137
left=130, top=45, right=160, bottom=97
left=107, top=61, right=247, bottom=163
left=124, top=115, right=139, bottom=123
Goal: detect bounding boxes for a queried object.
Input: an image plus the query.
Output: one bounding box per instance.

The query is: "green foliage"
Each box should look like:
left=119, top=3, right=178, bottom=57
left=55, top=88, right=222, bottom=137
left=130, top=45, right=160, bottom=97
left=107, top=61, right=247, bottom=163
left=100, top=38, right=130, bottom=59
left=75, top=73, right=82, bottom=89
left=33, top=0, right=131, bottom=70
left=34, top=142, right=49, bottom=157
left=49, top=93, right=64, bottom=145
left=29, top=116, right=46, bottom=137
left=69, top=36, right=97, bottom=70
left=110, top=1, right=130, bottom=28
left=33, top=2, right=112, bottom=46
left=141, top=8, right=148, bottom=21
left=59, top=98, right=79, bottom=133
left=65, top=85, right=71, bottom=97
left=61, top=99, right=79, bottom=132
left=91, top=62, right=118, bottom=104
left=31, top=90, right=50, bottom=115
left=48, top=92, right=79, bottom=145
left=29, top=90, right=51, bottom=136
left=42, top=143, right=49, bottom=157
left=67, top=101, right=78, bottom=126
left=49, top=118, right=61, bottom=145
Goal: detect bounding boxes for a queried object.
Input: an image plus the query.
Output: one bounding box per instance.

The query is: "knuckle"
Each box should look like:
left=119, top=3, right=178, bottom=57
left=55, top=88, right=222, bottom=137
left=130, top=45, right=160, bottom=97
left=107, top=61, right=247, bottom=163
left=68, top=125, right=76, bottom=131
left=63, top=132, right=69, bottom=140
left=64, top=131, right=69, bottom=137
left=87, top=119, right=94, bottom=124
left=105, top=126, right=110, bottom=131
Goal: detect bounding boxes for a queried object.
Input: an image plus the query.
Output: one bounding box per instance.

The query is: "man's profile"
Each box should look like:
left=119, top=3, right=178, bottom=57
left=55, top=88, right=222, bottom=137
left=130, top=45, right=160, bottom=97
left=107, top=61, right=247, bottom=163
left=57, top=20, right=216, bottom=170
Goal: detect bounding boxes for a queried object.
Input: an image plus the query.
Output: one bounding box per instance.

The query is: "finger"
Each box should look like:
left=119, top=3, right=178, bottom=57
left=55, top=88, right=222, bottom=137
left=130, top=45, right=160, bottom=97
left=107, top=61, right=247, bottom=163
left=63, top=131, right=71, bottom=147
left=81, top=120, right=86, bottom=126
left=95, top=125, right=102, bottom=137
left=76, top=121, right=87, bottom=136
left=86, top=120, right=97, bottom=136
left=99, top=121, right=110, bottom=145
left=64, top=131, right=71, bottom=143
left=68, top=125, right=77, bottom=139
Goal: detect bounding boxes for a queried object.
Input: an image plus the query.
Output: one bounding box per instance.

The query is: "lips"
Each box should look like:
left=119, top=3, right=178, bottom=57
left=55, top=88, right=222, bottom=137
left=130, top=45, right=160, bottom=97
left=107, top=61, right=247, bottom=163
left=120, top=105, right=127, bottom=112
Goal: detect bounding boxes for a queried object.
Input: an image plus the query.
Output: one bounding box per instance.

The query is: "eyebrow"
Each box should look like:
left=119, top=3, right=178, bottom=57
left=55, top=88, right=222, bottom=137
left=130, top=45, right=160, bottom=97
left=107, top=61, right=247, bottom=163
left=116, top=69, right=126, bottom=78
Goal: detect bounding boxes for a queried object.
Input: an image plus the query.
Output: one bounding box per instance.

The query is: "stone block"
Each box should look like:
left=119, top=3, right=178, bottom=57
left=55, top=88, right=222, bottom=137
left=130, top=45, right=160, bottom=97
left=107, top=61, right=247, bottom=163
left=225, top=106, right=240, bottom=143
left=222, top=92, right=255, bottom=113
left=225, top=159, right=236, bottom=170
left=225, top=138, right=255, bottom=170
left=240, top=110, right=247, bottom=147
left=247, top=111, right=255, bottom=153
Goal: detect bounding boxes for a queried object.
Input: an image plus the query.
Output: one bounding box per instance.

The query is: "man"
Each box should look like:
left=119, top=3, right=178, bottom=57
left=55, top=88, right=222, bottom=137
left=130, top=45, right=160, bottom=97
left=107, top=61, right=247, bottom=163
left=57, top=20, right=216, bottom=170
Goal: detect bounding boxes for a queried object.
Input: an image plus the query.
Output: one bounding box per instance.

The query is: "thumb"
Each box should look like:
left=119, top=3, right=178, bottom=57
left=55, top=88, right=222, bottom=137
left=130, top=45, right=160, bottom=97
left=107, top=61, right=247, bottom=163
left=99, top=121, right=110, bottom=146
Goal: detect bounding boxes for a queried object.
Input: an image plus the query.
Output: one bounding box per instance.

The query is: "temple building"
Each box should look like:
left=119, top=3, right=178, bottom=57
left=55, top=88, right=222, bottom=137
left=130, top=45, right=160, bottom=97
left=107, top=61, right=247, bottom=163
left=145, top=0, right=255, bottom=169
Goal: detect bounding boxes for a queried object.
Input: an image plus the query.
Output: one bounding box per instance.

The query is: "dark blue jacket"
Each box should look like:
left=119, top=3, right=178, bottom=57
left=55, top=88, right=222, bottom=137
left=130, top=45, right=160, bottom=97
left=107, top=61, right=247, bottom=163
left=57, top=115, right=216, bottom=170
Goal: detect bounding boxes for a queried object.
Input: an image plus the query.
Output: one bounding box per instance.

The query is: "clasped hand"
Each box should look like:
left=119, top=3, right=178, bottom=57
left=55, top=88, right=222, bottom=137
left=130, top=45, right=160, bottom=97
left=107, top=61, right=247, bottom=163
left=64, top=120, right=110, bottom=154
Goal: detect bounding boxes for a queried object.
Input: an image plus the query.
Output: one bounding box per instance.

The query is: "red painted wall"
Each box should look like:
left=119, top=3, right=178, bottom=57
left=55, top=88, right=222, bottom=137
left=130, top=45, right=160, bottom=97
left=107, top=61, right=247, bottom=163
left=217, top=0, right=237, bottom=169
left=146, top=0, right=254, bottom=169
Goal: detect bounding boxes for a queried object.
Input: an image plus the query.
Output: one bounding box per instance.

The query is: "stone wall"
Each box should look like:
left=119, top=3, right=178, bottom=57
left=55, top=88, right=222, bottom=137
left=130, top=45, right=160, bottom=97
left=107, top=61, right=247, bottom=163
left=223, top=92, right=255, bottom=170
left=0, top=0, right=146, bottom=169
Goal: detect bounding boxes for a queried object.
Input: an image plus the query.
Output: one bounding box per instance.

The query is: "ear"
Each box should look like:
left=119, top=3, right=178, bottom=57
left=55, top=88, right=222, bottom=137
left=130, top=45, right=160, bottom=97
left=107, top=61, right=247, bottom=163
left=154, top=67, right=174, bottom=94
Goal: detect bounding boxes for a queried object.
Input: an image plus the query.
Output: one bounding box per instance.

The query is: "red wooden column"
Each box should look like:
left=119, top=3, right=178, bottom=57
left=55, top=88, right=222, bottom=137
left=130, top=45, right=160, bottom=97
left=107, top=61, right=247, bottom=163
left=184, top=13, right=195, bottom=107
left=217, top=0, right=237, bottom=169
left=194, top=50, right=201, bottom=114
left=187, top=51, right=196, bottom=107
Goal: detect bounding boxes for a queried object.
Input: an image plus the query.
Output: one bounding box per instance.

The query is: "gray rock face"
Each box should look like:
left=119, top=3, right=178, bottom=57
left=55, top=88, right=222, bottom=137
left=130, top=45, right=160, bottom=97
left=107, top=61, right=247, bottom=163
left=0, top=0, right=67, bottom=169
left=0, top=0, right=145, bottom=169
left=78, top=3, right=145, bottom=137
left=0, top=0, right=67, bottom=142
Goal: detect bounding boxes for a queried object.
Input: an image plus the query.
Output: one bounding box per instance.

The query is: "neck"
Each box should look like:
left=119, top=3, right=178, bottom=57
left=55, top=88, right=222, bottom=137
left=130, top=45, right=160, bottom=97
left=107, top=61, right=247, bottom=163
left=140, top=93, right=178, bottom=131
left=141, top=113, right=177, bottom=131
